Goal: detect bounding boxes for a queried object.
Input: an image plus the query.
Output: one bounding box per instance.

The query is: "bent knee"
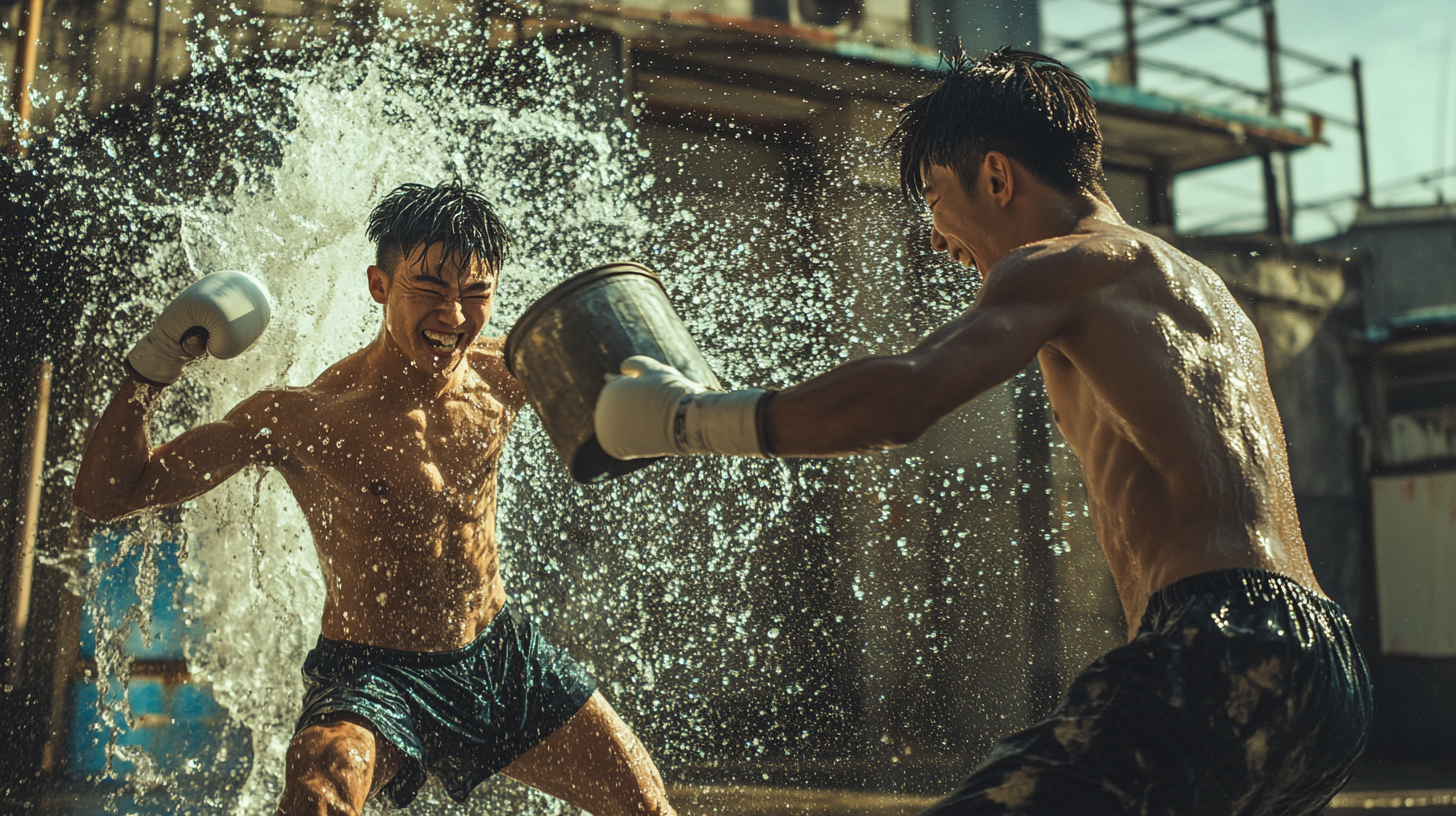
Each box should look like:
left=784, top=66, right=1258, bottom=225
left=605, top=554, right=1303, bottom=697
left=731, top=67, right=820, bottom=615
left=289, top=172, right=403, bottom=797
left=276, top=724, right=379, bottom=816
left=277, top=777, right=360, bottom=816
left=639, top=792, right=676, bottom=816
left=600, top=785, right=676, bottom=816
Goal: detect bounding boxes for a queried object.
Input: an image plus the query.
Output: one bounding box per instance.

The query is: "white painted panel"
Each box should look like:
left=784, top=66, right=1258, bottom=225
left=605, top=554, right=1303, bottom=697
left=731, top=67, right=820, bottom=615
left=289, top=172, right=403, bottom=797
left=1372, top=472, right=1456, bottom=656
left=1389, top=411, right=1456, bottom=465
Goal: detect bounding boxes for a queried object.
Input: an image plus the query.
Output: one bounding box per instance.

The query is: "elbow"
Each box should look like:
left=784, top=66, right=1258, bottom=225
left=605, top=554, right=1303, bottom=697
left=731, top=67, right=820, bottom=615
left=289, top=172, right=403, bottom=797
left=865, top=364, right=938, bottom=450
left=878, top=413, right=933, bottom=450
left=72, top=498, right=117, bottom=524
left=72, top=486, right=131, bottom=523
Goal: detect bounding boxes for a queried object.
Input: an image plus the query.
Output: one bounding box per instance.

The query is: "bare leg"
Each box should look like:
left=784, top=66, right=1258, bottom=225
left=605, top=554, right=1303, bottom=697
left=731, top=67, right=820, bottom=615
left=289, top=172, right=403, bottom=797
left=275, top=714, right=407, bottom=816
left=501, top=691, right=676, bottom=816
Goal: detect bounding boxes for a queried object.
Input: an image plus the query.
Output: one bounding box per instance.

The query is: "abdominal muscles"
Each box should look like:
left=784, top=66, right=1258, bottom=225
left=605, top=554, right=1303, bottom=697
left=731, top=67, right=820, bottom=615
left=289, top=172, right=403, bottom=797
left=294, top=463, right=509, bottom=652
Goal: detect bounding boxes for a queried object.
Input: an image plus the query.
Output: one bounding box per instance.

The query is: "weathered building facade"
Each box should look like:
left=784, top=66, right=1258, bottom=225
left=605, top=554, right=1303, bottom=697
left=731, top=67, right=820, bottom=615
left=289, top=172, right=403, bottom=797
left=1, top=0, right=1386, bottom=814
left=1328, top=205, right=1456, bottom=761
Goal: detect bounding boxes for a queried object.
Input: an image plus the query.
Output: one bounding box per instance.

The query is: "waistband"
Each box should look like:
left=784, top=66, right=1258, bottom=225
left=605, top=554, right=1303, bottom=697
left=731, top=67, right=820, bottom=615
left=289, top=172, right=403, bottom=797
left=1140, top=569, right=1344, bottom=632
left=311, top=604, right=513, bottom=669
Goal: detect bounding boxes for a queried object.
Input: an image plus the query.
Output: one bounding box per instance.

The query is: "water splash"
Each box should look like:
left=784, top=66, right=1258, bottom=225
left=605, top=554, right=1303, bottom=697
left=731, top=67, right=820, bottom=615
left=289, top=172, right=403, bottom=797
left=6, top=4, right=1114, bottom=814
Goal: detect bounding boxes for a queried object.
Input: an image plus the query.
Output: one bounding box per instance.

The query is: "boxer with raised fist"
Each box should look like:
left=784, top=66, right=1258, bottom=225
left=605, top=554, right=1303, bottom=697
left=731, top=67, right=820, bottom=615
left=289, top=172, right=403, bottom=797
left=124, top=270, right=274, bottom=386
left=73, top=182, right=676, bottom=816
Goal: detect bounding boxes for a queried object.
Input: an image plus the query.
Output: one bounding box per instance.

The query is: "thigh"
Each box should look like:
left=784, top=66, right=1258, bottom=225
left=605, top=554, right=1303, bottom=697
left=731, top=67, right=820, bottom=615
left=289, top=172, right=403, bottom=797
left=499, top=691, right=675, bottom=816
left=922, top=637, right=1230, bottom=816
left=277, top=713, right=408, bottom=816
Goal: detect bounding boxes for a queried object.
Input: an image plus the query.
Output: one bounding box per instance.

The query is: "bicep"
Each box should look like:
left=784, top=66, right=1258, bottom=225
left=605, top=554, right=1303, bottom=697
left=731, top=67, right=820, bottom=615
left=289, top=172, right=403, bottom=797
left=768, top=251, right=1085, bottom=455
left=134, top=403, right=272, bottom=506
left=907, top=294, right=1074, bottom=423
left=767, top=298, right=1068, bottom=455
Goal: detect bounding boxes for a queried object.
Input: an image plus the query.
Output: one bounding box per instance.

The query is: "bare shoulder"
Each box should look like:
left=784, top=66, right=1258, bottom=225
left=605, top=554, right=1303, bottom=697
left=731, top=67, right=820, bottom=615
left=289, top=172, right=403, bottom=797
left=983, top=229, right=1151, bottom=305
left=305, top=347, right=371, bottom=393
left=468, top=335, right=527, bottom=411
left=219, top=388, right=287, bottom=430
left=470, top=333, right=510, bottom=362
left=204, top=387, right=308, bottom=468
left=238, top=353, right=369, bottom=433
left=223, top=386, right=324, bottom=434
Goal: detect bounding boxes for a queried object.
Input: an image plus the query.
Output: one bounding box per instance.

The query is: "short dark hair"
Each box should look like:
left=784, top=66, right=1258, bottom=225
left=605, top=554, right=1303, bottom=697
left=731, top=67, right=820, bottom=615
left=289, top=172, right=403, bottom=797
left=889, top=46, right=1104, bottom=201
left=366, top=180, right=512, bottom=277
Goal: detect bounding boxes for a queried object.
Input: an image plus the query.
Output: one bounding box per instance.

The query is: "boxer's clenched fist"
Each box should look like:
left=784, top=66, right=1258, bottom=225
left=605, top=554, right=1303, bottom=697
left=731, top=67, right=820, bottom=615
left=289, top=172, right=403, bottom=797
left=127, top=270, right=273, bottom=385
left=595, top=355, right=771, bottom=459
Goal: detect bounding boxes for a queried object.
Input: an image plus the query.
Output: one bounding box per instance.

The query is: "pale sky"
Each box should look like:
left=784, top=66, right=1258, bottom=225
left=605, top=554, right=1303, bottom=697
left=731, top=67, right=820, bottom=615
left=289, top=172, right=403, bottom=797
left=1043, top=0, right=1456, bottom=242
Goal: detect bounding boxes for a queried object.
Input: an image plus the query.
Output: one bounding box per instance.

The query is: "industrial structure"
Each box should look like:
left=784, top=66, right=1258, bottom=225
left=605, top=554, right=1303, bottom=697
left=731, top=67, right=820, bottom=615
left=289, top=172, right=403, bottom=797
left=0, top=0, right=1448, bottom=814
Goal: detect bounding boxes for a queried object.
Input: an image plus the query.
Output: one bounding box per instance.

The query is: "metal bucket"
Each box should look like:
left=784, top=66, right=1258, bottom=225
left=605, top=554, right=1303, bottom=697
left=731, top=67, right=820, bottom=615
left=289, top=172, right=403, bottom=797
left=504, top=261, right=722, bottom=484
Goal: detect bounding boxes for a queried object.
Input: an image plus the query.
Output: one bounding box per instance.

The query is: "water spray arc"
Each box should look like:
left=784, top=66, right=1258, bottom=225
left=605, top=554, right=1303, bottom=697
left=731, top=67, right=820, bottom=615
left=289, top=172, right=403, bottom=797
left=0, top=5, right=1120, bottom=814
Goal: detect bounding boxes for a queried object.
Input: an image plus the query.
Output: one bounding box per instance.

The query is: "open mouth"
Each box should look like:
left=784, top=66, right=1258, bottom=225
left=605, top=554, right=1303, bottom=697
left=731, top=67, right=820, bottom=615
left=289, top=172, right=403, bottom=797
left=423, top=329, right=463, bottom=350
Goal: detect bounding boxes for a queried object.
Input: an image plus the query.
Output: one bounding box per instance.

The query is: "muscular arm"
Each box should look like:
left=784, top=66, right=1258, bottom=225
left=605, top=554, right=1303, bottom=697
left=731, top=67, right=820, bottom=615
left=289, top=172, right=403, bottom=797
left=72, top=372, right=278, bottom=522
left=765, top=249, right=1081, bottom=457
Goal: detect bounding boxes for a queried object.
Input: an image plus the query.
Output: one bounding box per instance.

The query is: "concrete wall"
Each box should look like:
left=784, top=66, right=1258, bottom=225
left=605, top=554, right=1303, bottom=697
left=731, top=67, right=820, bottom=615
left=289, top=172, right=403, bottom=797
left=1336, top=206, right=1456, bottom=333
left=1326, top=211, right=1456, bottom=759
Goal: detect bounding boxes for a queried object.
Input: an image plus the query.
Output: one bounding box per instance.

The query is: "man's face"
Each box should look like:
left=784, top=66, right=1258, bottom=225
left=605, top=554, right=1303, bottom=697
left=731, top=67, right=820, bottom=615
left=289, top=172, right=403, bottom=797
left=922, top=163, right=992, bottom=272
left=370, top=243, right=497, bottom=375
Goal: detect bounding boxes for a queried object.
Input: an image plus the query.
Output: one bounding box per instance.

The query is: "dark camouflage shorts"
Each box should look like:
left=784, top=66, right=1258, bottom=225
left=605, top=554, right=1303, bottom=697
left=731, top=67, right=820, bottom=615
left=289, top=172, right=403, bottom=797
left=294, top=604, right=597, bottom=808
left=920, top=569, right=1372, bottom=816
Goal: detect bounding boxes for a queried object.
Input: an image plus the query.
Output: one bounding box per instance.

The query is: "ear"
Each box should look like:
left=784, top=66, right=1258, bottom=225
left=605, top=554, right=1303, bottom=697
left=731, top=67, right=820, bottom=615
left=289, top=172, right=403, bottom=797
left=982, top=151, right=1015, bottom=207
left=367, top=265, right=389, bottom=305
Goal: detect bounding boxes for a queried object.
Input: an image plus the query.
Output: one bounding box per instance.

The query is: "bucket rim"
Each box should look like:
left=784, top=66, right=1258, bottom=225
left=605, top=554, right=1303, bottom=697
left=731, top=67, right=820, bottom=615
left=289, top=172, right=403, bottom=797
left=503, top=261, right=664, bottom=377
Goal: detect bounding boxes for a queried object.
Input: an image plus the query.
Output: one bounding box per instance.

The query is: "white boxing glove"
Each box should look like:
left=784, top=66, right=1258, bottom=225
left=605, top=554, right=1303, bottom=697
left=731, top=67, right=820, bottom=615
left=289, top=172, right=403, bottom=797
left=595, top=355, right=771, bottom=459
left=127, top=271, right=273, bottom=385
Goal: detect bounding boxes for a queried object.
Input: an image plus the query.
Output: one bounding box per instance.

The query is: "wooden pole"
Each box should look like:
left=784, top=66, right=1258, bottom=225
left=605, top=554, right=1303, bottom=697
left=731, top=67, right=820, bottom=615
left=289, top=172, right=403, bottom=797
left=1014, top=365, right=1058, bottom=718
left=8, top=0, right=45, bottom=156
left=7, top=359, right=52, bottom=686
left=149, top=0, right=164, bottom=140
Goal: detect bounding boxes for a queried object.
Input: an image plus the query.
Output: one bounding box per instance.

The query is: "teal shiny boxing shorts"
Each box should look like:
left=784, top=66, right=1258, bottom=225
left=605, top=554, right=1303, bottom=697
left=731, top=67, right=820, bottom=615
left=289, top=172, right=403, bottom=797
left=919, top=569, right=1372, bottom=816
left=293, top=604, right=598, bottom=807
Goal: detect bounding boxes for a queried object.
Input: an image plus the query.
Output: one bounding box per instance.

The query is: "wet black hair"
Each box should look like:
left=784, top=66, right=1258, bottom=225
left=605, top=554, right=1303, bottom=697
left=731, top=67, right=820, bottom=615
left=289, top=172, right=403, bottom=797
left=889, top=46, right=1104, bottom=201
left=366, top=180, right=512, bottom=277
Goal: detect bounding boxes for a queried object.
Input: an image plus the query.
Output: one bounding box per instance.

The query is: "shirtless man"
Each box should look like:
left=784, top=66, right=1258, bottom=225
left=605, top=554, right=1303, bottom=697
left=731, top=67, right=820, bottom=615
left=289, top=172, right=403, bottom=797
left=592, top=49, right=1372, bottom=815
left=73, top=181, right=675, bottom=816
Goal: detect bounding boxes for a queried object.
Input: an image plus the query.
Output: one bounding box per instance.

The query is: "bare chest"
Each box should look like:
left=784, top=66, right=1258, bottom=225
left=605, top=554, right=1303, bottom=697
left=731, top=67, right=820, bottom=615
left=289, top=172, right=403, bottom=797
left=283, top=393, right=512, bottom=516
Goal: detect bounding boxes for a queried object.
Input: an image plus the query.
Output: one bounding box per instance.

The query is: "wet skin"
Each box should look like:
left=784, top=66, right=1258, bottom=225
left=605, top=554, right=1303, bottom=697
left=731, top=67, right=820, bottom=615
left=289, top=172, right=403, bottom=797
left=73, top=243, right=674, bottom=816
left=765, top=155, right=1323, bottom=634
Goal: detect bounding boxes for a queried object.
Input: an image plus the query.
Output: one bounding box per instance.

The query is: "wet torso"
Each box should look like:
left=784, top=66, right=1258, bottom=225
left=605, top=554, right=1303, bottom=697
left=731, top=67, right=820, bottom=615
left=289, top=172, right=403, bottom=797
left=1027, top=223, right=1322, bottom=634
left=247, top=337, right=524, bottom=651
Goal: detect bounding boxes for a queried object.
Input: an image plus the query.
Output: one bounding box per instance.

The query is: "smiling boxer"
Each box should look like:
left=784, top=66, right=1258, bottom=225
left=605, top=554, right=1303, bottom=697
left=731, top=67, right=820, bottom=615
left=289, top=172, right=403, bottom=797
left=73, top=181, right=676, bottom=816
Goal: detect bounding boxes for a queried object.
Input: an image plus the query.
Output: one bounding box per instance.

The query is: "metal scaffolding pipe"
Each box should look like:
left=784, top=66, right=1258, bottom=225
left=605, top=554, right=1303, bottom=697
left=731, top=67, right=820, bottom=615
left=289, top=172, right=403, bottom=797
left=1120, top=0, right=1139, bottom=87
left=8, top=0, right=45, bottom=155
left=1260, top=0, right=1292, bottom=238
left=1262, top=0, right=1284, bottom=115
left=1353, top=57, right=1372, bottom=207
left=1261, top=152, right=1286, bottom=237
left=7, top=359, right=52, bottom=686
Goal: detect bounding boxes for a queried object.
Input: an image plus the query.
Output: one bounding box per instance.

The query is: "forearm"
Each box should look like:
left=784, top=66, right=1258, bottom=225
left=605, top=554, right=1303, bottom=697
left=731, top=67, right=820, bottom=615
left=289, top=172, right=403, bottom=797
left=764, top=355, right=931, bottom=457
left=73, top=371, right=167, bottom=520
left=596, top=266, right=1067, bottom=462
